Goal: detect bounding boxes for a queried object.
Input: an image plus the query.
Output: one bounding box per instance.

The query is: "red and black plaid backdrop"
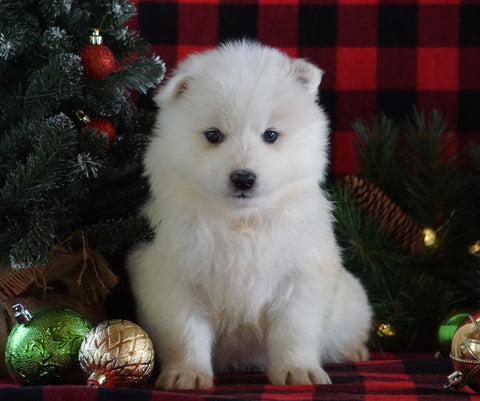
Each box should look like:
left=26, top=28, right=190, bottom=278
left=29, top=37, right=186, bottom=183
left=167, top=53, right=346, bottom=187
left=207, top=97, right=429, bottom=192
left=129, top=0, right=480, bottom=175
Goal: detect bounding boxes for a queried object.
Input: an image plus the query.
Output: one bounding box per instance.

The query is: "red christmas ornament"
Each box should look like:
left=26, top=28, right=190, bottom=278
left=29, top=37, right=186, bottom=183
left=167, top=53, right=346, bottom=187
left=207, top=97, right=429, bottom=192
left=82, top=117, right=116, bottom=147
left=80, top=29, right=115, bottom=80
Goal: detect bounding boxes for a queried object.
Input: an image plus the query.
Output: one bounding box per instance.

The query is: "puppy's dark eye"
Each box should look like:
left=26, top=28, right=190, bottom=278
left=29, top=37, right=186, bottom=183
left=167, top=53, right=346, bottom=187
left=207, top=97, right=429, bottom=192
left=263, top=129, right=279, bottom=144
left=204, top=129, right=224, bottom=144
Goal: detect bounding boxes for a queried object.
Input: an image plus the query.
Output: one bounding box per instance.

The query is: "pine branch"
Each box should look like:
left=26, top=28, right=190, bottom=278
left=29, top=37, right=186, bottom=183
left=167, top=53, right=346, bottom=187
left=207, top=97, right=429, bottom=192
left=8, top=205, right=60, bottom=268
left=400, top=108, right=461, bottom=226
left=0, top=9, right=39, bottom=61
left=0, top=115, right=78, bottom=210
left=85, top=215, right=153, bottom=259
left=22, top=53, right=83, bottom=115
left=352, top=114, right=402, bottom=199
left=114, top=56, right=166, bottom=94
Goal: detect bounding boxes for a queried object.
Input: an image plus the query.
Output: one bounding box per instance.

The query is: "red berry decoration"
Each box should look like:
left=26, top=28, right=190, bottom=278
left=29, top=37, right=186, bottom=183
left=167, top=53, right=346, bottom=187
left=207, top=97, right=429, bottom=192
left=80, top=29, right=115, bottom=80
left=83, top=117, right=116, bottom=147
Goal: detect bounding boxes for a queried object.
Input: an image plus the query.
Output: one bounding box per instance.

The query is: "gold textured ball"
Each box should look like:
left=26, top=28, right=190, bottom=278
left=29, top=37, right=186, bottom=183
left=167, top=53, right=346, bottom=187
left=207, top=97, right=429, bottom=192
left=446, top=312, right=480, bottom=392
left=78, top=319, right=154, bottom=387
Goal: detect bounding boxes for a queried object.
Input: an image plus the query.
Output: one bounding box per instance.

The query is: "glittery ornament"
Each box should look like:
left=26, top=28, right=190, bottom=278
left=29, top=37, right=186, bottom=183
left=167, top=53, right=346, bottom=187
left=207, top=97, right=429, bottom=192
left=80, top=29, right=115, bottom=80
left=79, top=319, right=154, bottom=387
left=445, top=312, right=480, bottom=392
left=376, top=323, right=395, bottom=338
left=5, top=304, right=91, bottom=385
left=83, top=117, right=116, bottom=147
left=77, top=110, right=116, bottom=147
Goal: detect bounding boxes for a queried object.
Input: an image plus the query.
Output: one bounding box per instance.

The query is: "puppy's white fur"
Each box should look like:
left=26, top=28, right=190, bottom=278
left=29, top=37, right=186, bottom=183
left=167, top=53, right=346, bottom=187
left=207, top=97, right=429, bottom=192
left=128, top=41, right=372, bottom=390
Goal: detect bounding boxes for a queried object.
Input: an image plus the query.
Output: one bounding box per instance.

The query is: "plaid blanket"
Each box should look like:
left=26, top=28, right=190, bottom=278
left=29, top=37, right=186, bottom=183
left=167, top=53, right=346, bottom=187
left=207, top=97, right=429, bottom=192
left=129, top=0, right=480, bottom=174
left=1, top=353, right=480, bottom=400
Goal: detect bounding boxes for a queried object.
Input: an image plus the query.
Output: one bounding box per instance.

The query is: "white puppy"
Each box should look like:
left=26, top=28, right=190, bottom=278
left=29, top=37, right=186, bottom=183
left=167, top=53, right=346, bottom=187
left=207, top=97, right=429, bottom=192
left=127, top=41, right=372, bottom=390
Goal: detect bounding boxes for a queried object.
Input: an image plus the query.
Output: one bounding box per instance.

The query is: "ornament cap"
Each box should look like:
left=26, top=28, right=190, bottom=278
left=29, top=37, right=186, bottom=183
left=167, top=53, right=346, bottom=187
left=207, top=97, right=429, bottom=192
left=444, top=370, right=465, bottom=390
left=89, top=29, right=103, bottom=45
left=75, top=110, right=91, bottom=124
left=12, top=303, right=33, bottom=324
left=87, top=371, right=107, bottom=387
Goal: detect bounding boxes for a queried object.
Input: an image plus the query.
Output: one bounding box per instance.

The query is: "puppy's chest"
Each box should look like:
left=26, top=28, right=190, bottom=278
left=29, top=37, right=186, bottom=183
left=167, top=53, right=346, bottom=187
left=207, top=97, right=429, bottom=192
left=184, top=217, right=306, bottom=315
left=196, top=230, right=286, bottom=317
left=198, top=278, right=274, bottom=340
left=200, top=219, right=281, bottom=273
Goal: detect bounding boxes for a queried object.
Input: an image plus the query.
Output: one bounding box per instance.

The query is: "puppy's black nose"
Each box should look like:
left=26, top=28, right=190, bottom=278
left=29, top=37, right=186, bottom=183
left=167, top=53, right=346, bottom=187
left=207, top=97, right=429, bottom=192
left=230, top=170, right=256, bottom=191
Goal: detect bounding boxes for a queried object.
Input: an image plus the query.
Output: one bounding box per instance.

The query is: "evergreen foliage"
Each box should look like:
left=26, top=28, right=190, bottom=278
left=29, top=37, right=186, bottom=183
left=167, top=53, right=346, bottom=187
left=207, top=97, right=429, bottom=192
left=332, top=109, right=480, bottom=350
left=0, top=0, right=165, bottom=268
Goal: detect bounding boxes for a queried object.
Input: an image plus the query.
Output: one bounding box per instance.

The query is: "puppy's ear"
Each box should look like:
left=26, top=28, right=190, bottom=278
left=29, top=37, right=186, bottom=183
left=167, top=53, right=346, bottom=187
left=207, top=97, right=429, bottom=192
left=153, top=74, right=190, bottom=106
left=290, top=59, right=323, bottom=94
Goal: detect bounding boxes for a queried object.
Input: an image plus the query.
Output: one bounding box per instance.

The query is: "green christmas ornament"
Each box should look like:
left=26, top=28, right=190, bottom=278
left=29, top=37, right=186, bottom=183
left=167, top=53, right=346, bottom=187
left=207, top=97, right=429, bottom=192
left=5, top=304, right=91, bottom=385
left=438, top=313, right=469, bottom=357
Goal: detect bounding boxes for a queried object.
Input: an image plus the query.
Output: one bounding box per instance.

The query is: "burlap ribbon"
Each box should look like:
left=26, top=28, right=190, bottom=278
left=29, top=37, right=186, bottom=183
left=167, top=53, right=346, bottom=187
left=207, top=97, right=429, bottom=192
left=0, top=232, right=119, bottom=373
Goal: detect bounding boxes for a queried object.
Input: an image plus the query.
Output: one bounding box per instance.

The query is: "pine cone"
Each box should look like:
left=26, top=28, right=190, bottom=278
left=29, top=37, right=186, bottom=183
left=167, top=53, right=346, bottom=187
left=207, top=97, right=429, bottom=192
left=343, top=175, right=426, bottom=254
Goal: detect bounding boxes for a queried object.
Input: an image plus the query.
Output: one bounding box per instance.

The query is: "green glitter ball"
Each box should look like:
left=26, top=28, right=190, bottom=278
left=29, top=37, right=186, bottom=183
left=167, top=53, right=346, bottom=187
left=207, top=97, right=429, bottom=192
left=5, top=304, right=92, bottom=385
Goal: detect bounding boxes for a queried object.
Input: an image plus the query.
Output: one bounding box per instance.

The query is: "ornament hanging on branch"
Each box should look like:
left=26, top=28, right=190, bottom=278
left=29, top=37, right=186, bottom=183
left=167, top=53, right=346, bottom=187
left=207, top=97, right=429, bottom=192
left=445, top=312, right=480, bottom=393
left=78, top=319, right=155, bottom=387
left=5, top=304, right=91, bottom=385
left=343, top=174, right=436, bottom=254
left=77, top=110, right=116, bottom=147
left=80, top=29, right=115, bottom=80
left=469, top=241, right=480, bottom=257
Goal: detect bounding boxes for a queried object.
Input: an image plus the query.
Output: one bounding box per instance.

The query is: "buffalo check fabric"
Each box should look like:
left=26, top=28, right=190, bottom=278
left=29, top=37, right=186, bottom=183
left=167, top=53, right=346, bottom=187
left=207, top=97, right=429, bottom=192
left=130, top=0, right=480, bottom=175
left=3, top=354, right=480, bottom=400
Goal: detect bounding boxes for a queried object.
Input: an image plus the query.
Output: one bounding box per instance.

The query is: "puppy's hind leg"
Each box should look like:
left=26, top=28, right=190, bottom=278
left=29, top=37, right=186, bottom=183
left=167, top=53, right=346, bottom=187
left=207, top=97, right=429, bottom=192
left=321, top=269, right=372, bottom=364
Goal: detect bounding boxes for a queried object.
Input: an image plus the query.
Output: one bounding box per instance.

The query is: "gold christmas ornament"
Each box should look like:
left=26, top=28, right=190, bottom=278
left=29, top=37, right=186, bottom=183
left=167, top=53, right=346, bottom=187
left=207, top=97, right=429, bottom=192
left=422, top=227, right=437, bottom=247
left=445, top=312, right=480, bottom=392
left=78, top=319, right=154, bottom=387
left=469, top=241, right=480, bottom=257
left=376, top=323, right=396, bottom=338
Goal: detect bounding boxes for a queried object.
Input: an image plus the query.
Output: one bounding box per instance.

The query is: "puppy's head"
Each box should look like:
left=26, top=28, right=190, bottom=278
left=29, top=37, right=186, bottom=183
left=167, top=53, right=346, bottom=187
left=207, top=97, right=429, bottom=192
left=146, top=41, right=329, bottom=216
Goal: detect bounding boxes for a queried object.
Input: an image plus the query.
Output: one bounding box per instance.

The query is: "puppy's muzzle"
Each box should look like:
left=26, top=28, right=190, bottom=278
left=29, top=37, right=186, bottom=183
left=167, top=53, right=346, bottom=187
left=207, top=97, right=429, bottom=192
left=230, top=170, right=256, bottom=191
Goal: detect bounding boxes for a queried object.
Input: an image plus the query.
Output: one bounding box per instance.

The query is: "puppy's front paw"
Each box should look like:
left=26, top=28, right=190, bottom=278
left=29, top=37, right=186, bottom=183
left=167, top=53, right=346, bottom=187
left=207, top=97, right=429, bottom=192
left=337, top=343, right=370, bottom=363
left=155, top=368, right=214, bottom=390
left=350, top=344, right=370, bottom=362
left=269, top=365, right=331, bottom=386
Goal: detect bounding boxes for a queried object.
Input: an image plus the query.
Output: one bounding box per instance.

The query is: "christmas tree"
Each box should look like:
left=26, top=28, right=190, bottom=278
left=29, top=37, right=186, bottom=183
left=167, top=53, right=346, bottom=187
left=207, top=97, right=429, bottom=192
left=0, top=0, right=165, bottom=270
left=331, top=109, right=480, bottom=350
